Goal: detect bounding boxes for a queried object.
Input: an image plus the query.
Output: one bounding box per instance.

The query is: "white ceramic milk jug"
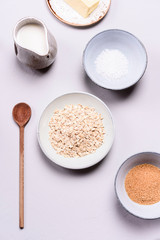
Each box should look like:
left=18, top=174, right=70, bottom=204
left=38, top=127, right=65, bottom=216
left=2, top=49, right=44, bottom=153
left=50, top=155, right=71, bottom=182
left=13, top=17, right=57, bottom=69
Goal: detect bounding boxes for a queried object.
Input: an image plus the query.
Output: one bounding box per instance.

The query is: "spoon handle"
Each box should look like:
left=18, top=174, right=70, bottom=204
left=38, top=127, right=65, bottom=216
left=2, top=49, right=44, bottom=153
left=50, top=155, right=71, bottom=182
left=19, top=126, right=24, bottom=229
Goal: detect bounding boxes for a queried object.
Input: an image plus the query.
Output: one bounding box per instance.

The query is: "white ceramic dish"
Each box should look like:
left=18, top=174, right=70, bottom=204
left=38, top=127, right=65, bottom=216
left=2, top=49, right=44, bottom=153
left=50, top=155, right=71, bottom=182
left=38, top=92, right=115, bottom=169
left=115, top=152, right=160, bottom=219
left=83, top=29, right=148, bottom=90
left=46, top=0, right=111, bottom=27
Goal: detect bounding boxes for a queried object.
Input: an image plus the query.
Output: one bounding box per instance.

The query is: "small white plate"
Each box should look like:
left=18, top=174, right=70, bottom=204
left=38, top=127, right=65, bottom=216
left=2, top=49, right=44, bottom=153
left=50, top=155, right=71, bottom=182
left=115, top=152, right=160, bottom=219
left=38, top=92, right=115, bottom=169
left=46, top=0, right=111, bottom=27
left=83, top=29, right=148, bottom=90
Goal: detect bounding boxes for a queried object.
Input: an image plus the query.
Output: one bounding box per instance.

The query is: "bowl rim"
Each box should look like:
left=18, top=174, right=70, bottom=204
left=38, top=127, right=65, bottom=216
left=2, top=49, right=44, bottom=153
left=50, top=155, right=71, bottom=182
left=114, top=151, right=160, bottom=220
left=83, top=29, right=148, bottom=91
left=37, top=91, right=115, bottom=169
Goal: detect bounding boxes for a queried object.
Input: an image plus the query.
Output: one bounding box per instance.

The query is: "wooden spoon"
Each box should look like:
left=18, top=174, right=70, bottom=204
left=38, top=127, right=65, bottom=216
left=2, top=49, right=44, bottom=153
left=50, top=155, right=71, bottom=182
left=12, top=103, right=31, bottom=229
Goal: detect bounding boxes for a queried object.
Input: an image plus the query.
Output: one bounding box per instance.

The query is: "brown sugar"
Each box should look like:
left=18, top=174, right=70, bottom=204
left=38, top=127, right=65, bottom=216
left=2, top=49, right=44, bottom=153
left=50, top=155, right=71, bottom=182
left=125, top=164, right=160, bottom=205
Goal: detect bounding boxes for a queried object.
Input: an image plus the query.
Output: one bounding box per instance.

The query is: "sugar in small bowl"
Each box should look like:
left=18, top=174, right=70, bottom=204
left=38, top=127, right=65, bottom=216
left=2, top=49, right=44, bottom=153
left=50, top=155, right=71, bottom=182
left=115, top=152, right=160, bottom=219
left=83, top=29, right=148, bottom=90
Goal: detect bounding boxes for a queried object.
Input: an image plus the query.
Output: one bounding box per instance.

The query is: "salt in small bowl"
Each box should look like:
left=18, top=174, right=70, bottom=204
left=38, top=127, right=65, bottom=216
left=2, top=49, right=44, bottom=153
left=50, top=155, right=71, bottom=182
left=83, top=29, right=148, bottom=90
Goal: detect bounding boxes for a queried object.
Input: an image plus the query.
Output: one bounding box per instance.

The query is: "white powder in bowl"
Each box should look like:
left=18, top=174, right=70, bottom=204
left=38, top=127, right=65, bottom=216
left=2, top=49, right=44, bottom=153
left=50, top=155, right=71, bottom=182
left=49, top=0, right=110, bottom=25
left=95, top=49, right=129, bottom=80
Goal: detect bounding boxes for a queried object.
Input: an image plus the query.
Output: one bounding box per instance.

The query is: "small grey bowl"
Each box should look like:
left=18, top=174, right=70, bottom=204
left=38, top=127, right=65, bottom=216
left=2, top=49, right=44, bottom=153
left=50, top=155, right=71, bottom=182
left=13, top=17, right=57, bottom=69
left=115, top=152, right=160, bottom=219
left=83, top=29, right=148, bottom=90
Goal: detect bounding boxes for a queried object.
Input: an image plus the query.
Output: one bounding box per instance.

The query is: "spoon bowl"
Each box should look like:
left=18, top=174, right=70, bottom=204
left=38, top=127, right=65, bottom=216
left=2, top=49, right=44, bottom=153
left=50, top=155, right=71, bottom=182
left=13, top=103, right=31, bottom=127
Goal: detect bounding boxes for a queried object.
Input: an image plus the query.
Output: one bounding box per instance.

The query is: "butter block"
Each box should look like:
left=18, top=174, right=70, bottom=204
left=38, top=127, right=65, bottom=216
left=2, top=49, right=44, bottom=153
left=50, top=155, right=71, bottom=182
left=64, top=0, right=100, bottom=18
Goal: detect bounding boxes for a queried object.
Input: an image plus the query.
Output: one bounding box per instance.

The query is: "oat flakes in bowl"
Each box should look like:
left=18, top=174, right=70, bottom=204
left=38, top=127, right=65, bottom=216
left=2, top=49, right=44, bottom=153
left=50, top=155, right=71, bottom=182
left=49, top=104, right=105, bottom=158
left=38, top=92, right=115, bottom=169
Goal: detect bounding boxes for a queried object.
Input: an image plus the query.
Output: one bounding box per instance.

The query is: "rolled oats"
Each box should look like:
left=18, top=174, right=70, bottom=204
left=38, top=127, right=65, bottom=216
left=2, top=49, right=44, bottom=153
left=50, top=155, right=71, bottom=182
left=49, top=104, right=105, bottom=158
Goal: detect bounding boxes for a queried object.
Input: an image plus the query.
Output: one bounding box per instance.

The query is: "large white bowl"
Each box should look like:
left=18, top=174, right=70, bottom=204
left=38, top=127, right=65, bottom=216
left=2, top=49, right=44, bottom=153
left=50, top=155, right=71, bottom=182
left=115, top=152, right=160, bottom=219
left=83, top=29, right=148, bottom=90
left=38, top=92, right=115, bottom=169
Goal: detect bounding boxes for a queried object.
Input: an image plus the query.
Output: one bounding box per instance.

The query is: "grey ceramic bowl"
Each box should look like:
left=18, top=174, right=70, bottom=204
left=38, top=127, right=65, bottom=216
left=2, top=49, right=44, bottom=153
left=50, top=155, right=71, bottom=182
left=83, top=29, right=148, bottom=90
left=115, top=152, right=160, bottom=219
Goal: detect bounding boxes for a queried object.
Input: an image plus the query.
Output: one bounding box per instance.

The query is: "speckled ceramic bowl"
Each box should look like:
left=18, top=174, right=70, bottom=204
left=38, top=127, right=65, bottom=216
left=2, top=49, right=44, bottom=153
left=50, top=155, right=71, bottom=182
left=115, top=152, right=160, bottom=219
left=83, top=29, right=148, bottom=90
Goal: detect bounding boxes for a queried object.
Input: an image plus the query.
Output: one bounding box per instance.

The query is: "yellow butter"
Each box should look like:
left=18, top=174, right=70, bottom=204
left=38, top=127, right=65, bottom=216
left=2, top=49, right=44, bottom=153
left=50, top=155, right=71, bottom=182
left=64, top=0, right=100, bottom=18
